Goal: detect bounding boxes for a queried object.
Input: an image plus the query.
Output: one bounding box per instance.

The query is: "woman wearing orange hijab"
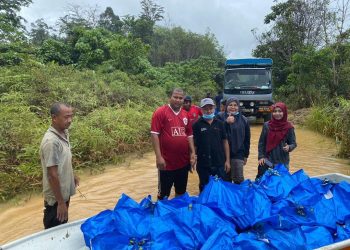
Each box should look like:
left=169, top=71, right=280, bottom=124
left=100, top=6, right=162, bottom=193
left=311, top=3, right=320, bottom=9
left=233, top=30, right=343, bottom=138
left=257, top=102, right=297, bottom=178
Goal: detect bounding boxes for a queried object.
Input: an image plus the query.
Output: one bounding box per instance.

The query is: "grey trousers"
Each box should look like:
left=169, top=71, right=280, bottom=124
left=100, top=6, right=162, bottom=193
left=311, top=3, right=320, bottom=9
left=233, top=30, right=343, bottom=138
left=230, top=159, right=244, bottom=184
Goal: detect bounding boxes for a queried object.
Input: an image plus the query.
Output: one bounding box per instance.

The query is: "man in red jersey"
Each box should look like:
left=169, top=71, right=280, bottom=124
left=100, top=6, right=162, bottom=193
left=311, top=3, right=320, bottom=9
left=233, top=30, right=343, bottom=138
left=183, top=95, right=202, bottom=125
left=151, top=88, right=196, bottom=200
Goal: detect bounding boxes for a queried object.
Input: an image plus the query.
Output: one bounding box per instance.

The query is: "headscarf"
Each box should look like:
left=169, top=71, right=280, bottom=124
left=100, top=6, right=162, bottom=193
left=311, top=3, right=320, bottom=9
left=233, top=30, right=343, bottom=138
left=266, top=102, right=293, bottom=154
left=224, top=97, right=246, bottom=155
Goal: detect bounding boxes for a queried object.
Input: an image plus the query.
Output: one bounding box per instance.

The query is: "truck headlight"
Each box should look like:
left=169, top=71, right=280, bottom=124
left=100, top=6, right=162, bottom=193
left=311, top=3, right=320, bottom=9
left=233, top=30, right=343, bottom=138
left=250, top=102, right=255, bottom=107
left=239, top=102, right=244, bottom=107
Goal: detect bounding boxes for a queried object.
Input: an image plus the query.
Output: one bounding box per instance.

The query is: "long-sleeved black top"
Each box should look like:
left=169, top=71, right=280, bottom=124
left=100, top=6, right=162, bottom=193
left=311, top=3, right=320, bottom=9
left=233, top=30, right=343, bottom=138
left=216, top=112, right=250, bottom=160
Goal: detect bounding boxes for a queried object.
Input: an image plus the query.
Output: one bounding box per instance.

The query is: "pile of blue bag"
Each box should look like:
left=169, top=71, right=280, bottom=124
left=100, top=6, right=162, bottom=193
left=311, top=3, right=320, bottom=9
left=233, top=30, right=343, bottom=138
left=81, top=165, right=350, bottom=250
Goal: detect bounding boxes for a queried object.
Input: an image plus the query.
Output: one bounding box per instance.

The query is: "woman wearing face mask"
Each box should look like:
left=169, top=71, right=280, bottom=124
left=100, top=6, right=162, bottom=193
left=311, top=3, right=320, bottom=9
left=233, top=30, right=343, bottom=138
left=257, top=102, right=297, bottom=178
left=192, top=98, right=231, bottom=192
left=216, top=97, right=251, bottom=184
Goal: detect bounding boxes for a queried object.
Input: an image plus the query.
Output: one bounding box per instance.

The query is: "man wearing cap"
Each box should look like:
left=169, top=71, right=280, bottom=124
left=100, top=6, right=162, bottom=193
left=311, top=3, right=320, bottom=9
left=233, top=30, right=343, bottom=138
left=192, top=98, right=231, bottom=192
left=183, top=95, right=202, bottom=125
left=151, top=88, right=196, bottom=200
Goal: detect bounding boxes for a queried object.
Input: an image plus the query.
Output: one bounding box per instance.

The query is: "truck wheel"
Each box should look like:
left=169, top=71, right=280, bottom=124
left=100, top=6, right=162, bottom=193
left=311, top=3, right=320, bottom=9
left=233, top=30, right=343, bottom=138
left=263, top=114, right=271, bottom=122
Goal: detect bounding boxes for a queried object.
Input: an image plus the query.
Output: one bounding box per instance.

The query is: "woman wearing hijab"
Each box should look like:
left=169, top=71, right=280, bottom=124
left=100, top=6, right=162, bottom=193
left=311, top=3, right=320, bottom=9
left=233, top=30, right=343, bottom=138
left=257, top=102, right=297, bottom=178
left=217, top=97, right=250, bottom=184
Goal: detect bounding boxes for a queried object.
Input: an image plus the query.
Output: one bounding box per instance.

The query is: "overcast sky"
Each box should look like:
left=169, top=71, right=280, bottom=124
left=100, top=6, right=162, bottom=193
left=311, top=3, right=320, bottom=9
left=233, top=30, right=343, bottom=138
left=20, top=0, right=276, bottom=58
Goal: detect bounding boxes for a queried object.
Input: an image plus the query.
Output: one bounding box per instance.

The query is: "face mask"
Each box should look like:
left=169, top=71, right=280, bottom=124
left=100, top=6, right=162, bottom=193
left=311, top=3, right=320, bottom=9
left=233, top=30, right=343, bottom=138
left=202, top=113, right=215, bottom=120
left=228, top=112, right=239, bottom=117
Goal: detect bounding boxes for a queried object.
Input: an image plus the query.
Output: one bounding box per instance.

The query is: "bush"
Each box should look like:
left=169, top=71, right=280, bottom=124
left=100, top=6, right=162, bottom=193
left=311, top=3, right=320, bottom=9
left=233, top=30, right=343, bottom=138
left=71, top=103, right=153, bottom=166
left=0, top=102, right=46, bottom=201
left=306, top=98, right=350, bottom=157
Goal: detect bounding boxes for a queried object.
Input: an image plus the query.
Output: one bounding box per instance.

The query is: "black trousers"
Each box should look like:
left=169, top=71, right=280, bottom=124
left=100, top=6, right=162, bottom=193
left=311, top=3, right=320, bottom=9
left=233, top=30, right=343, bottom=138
left=197, top=165, right=230, bottom=192
left=43, top=199, right=70, bottom=229
left=158, top=165, right=190, bottom=200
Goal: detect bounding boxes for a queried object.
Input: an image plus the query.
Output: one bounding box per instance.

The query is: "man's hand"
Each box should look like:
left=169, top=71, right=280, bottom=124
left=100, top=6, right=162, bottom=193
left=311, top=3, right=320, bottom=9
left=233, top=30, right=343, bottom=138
left=156, top=156, right=166, bottom=170
left=243, top=157, right=248, bottom=165
left=283, top=143, right=290, bottom=152
left=57, top=202, right=68, bottom=222
left=74, top=175, right=80, bottom=187
left=190, top=153, right=197, bottom=173
left=258, top=158, right=266, bottom=166
left=224, top=161, right=231, bottom=173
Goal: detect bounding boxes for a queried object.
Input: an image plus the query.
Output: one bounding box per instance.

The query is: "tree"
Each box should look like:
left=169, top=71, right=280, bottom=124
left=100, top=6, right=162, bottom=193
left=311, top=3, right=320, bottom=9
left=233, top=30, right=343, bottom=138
left=73, top=28, right=111, bottom=68
left=119, top=0, right=164, bottom=44
left=29, top=18, right=52, bottom=46
left=38, top=38, right=72, bottom=65
left=122, top=15, right=155, bottom=44
left=321, top=0, right=350, bottom=97
left=98, top=7, right=123, bottom=33
left=140, top=0, right=164, bottom=22
left=57, top=4, right=100, bottom=36
left=107, top=36, right=150, bottom=73
left=149, top=26, right=224, bottom=66
left=0, top=0, right=32, bottom=42
left=253, top=0, right=333, bottom=87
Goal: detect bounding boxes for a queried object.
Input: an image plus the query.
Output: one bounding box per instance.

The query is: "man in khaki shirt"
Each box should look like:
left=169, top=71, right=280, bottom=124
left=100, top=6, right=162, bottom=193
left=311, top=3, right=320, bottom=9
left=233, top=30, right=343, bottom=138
left=40, top=103, right=79, bottom=229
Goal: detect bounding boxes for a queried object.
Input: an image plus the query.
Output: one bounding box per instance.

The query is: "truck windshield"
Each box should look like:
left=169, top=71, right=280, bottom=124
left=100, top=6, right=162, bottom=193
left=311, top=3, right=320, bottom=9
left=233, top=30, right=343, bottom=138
left=224, top=68, right=271, bottom=89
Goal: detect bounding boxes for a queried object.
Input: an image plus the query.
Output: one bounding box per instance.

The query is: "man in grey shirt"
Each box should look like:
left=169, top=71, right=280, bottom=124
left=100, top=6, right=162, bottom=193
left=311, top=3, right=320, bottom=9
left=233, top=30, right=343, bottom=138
left=40, top=102, right=79, bottom=229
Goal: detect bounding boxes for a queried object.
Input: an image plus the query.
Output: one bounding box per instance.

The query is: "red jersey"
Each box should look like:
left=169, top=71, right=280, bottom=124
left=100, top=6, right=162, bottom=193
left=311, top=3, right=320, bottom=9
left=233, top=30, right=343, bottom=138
left=151, top=105, right=193, bottom=170
left=187, top=105, right=202, bottom=124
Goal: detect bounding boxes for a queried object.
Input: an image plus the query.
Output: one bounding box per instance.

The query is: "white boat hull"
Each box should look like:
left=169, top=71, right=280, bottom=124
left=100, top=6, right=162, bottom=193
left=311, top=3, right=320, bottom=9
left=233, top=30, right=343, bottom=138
left=0, top=219, right=87, bottom=250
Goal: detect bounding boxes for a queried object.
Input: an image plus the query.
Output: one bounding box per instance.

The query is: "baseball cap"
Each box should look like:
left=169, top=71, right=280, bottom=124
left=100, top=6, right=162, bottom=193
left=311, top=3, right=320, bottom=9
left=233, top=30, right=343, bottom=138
left=184, top=95, right=192, bottom=101
left=200, top=98, right=215, bottom=108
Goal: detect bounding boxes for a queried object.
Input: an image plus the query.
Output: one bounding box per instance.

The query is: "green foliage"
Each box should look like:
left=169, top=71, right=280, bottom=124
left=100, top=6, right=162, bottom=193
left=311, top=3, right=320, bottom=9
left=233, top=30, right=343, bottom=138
left=98, top=7, right=123, bottom=33
left=108, top=35, right=150, bottom=73
left=306, top=98, right=350, bottom=157
left=140, top=0, right=164, bottom=22
left=29, top=18, right=52, bottom=46
left=73, top=28, right=111, bottom=69
left=38, top=39, right=72, bottom=65
left=150, top=26, right=225, bottom=66
left=0, top=0, right=32, bottom=42
left=276, top=47, right=333, bottom=109
left=0, top=101, right=45, bottom=201
left=71, top=104, right=153, bottom=166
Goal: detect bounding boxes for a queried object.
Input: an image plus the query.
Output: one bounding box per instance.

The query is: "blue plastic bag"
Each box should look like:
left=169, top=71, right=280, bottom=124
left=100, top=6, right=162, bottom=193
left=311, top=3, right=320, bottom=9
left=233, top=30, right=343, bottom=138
left=197, top=176, right=246, bottom=219
left=151, top=203, right=237, bottom=249
left=301, top=226, right=334, bottom=249
left=80, top=209, right=116, bottom=247
left=112, top=194, right=153, bottom=239
left=154, top=192, right=197, bottom=216
left=91, top=231, right=152, bottom=250
left=332, top=181, right=350, bottom=222
left=256, top=164, right=298, bottom=202
left=232, top=183, right=272, bottom=230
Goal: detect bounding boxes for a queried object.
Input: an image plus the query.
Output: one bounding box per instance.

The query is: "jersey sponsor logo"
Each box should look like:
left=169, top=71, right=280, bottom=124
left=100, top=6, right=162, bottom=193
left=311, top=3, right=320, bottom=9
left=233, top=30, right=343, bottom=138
left=171, top=127, right=186, bottom=136
left=201, top=128, right=207, bottom=132
left=183, top=117, right=188, bottom=125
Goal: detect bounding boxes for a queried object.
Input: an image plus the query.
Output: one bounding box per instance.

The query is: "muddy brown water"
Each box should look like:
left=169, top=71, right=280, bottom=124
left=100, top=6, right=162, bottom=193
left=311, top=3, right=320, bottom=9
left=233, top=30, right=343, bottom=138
left=0, top=125, right=349, bottom=245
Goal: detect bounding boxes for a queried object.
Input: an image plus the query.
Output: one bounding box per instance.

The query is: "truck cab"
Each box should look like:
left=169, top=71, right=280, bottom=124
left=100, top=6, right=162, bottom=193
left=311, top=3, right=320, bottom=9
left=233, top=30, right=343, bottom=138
left=223, top=58, right=273, bottom=122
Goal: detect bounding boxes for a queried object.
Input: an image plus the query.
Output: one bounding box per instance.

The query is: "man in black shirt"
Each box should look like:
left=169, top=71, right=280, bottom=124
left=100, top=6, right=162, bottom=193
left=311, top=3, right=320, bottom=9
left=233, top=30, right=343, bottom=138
left=192, top=98, right=231, bottom=192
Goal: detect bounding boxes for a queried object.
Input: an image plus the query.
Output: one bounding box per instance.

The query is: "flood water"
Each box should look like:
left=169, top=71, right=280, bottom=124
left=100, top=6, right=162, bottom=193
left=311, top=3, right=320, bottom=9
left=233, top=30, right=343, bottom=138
left=0, top=124, right=349, bottom=245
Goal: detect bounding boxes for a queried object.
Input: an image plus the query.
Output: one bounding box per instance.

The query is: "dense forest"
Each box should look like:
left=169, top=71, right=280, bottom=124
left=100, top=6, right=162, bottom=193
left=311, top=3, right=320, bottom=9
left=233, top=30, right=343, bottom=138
left=0, top=0, right=349, bottom=201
